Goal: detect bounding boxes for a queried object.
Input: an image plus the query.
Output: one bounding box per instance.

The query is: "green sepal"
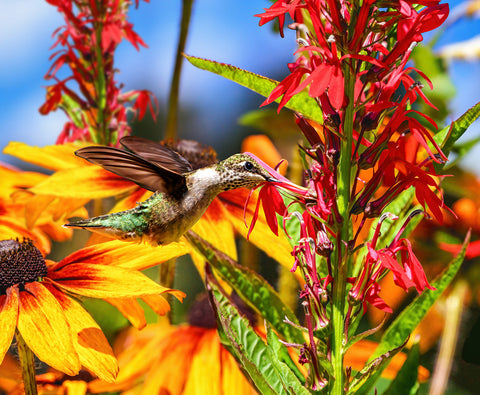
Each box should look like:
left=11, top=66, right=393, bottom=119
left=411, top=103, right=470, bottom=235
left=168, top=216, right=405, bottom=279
left=351, top=231, right=470, bottom=394
left=205, top=269, right=298, bottom=395
left=185, top=231, right=305, bottom=345
left=383, top=341, right=421, bottom=395
left=184, top=54, right=324, bottom=123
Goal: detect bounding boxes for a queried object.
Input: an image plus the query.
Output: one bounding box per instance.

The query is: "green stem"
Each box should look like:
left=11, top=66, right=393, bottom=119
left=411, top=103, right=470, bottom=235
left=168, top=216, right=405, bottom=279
left=15, top=329, right=38, bottom=395
left=165, top=0, right=194, bottom=139
left=331, top=63, right=356, bottom=395
left=93, top=2, right=108, bottom=144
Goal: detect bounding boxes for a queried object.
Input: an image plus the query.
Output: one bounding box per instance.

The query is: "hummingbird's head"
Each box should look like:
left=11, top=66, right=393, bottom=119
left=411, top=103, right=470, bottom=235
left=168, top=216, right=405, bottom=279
left=217, top=153, right=276, bottom=191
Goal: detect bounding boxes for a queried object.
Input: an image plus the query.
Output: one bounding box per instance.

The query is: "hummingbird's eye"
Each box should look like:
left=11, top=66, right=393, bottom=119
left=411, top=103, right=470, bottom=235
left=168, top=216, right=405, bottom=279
left=243, top=161, right=254, bottom=171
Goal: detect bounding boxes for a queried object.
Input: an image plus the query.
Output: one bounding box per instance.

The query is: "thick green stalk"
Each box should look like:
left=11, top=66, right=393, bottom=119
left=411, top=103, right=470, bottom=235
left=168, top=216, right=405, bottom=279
left=16, top=329, right=38, bottom=395
left=165, top=0, right=194, bottom=139
left=331, top=64, right=356, bottom=395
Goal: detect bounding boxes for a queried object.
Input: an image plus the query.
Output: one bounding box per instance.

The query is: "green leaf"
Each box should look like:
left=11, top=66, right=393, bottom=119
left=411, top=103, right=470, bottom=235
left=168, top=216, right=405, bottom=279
left=352, top=231, right=470, bottom=394
left=434, top=100, right=480, bottom=165
left=383, top=342, right=421, bottom=395
left=206, top=271, right=295, bottom=395
left=266, top=327, right=310, bottom=393
left=185, top=231, right=305, bottom=345
left=184, top=55, right=324, bottom=123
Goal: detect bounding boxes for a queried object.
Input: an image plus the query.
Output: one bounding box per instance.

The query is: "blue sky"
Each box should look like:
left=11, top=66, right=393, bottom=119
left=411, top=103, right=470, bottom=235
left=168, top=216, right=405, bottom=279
left=1, top=1, right=480, bottom=171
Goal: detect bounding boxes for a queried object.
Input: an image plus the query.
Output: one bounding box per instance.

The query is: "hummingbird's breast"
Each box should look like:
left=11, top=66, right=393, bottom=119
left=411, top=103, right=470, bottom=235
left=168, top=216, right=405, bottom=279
left=142, top=172, right=219, bottom=245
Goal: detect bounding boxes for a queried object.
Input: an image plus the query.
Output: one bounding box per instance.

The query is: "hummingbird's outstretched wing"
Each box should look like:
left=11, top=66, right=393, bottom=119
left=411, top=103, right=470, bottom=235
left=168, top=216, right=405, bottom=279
left=75, top=145, right=188, bottom=195
left=120, top=136, right=194, bottom=174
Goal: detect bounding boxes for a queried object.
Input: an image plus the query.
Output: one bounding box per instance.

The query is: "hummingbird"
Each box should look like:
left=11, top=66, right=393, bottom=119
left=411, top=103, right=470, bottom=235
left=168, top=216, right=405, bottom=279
left=65, top=136, right=276, bottom=245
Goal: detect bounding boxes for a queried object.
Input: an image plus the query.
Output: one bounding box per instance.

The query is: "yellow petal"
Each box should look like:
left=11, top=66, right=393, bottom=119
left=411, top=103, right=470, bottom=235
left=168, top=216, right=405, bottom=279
left=218, top=190, right=294, bottom=269
left=17, top=282, right=81, bottom=375
left=191, top=198, right=237, bottom=261
left=57, top=240, right=191, bottom=271
left=23, top=194, right=55, bottom=229
left=30, top=167, right=135, bottom=199
left=64, top=380, right=88, bottom=395
left=0, top=165, right=47, bottom=198
left=0, top=288, right=19, bottom=363
left=48, top=264, right=176, bottom=299
left=46, top=285, right=118, bottom=382
left=3, top=142, right=88, bottom=171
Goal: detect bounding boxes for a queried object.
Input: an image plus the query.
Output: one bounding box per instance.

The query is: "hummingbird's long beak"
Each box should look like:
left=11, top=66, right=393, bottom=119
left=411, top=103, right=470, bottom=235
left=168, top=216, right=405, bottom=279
left=266, top=176, right=279, bottom=182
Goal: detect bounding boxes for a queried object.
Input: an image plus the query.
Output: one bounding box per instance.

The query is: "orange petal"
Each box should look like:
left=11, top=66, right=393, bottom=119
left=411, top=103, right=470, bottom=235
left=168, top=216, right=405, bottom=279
left=142, top=293, right=183, bottom=316
left=45, top=285, right=118, bottom=382
left=30, top=167, right=135, bottom=199
left=17, top=282, right=81, bottom=375
left=106, top=298, right=147, bottom=330
left=48, top=263, right=176, bottom=298
left=110, top=188, right=152, bottom=211
left=0, top=288, right=19, bottom=363
left=3, top=142, right=90, bottom=171
left=345, top=339, right=430, bottom=382
left=0, top=352, right=22, bottom=391
left=241, top=135, right=287, bottom=175
left=219, top=189, right=294, bottom=269
left=0, top=217, right=51, bottom=255
left=110, top=324, right=176, bottom=387
left=56, top=240, right=191, bottom=271
left=183, top=330, right=222, bottom=395
left=141, top=327, right=204, bottom=395
left=221, top=340, right=256, bottom=394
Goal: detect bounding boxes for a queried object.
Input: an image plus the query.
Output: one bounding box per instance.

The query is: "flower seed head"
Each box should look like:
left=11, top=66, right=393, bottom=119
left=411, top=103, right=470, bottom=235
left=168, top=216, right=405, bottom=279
left=0, top=239, right=47, bottom=294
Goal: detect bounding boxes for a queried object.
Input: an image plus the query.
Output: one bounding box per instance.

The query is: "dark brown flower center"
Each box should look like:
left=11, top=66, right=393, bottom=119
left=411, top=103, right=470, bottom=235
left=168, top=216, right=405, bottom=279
left=188, top=294, right=217, bottom=328
left=187, top=293, right=256, bottom=328
left=0, top=239, right=48, bottom=294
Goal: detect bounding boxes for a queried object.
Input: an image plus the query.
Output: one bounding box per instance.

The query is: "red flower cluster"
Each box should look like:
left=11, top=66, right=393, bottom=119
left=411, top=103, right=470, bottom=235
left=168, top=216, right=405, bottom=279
left=254, top=1, right=449, bottom=307
left=40, top=0, right=157, bottom=145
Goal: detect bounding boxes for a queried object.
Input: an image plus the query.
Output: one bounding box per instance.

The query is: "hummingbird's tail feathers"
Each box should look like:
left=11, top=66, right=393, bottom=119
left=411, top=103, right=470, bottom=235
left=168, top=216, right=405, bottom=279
left=65, top=213, right=146, bottom=243
left=74, top=145, right=187, bottom=194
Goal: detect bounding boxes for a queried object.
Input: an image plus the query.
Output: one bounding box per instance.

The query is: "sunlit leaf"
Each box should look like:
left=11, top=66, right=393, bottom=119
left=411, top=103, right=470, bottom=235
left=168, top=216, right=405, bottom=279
left=383, top=342, right=422, bottom=395
left=206, top=272, right=292, bottom=395
left=185, top=55, right=323, bottom=123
